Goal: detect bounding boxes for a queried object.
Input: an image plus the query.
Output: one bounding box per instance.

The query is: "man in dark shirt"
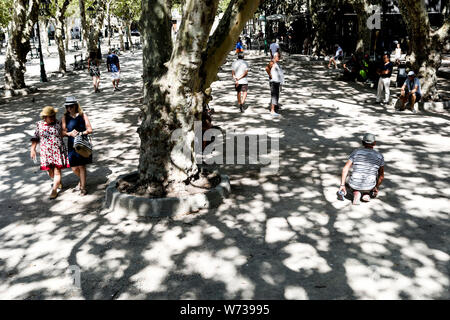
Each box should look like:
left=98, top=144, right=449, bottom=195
left=106, top=50, right=121, bottom=91
left=376, top=54, right=393, bottom=105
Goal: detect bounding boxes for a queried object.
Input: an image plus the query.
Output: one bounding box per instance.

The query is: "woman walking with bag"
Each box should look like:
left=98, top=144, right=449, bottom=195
left=61, top=97, right=93, bottom=196
left=88, top=51, right=101, bottom=93
left=30, top=106, right=70, bottom=199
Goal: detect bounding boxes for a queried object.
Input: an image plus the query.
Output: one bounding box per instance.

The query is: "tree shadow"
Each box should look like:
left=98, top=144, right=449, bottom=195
left=0, top=53, right=448, bottom=300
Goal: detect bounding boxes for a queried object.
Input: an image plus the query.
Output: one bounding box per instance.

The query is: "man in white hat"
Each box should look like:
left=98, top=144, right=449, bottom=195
left=339, top=133, right=385, bottom=205
left=399, top=71, right=421, bottom=112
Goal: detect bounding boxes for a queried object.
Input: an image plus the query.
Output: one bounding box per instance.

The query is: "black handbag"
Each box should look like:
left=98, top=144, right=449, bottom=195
left=74, top=133, right=93, bottom=158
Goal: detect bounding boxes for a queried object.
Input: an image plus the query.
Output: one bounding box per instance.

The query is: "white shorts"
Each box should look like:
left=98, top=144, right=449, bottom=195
left=111, top=72, right=120, bottom=80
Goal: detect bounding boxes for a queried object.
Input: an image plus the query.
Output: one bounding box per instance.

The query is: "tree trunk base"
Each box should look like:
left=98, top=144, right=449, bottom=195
left=116, top=168, right=221, bottom=198
left=2, top=86, right=38, bottom=98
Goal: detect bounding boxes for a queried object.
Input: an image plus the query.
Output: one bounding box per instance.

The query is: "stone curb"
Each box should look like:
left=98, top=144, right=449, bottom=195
left=104, top=172, right=231, bottom=218
left=419, top=101, right=450, bottom=113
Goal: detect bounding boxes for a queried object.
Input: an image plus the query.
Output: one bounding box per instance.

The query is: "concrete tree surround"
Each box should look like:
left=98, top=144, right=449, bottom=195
left=104, top=172, right=231, bottom=218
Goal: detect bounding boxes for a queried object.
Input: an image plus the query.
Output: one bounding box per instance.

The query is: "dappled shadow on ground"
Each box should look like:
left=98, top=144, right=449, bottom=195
left=0, top=52, right=448, bottom=299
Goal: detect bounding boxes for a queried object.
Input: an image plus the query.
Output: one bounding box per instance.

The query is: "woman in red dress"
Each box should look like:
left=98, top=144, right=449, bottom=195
left=30, top=106, right=70, bottom=199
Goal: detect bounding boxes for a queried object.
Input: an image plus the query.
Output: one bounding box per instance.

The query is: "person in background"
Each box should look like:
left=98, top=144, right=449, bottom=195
left=88, top=51, right=101, bottom=93
left=269, top=38, right=280, bottom=59
left=265, top=52, right=284, bottom=117
left=235, top=37, right=244, bottom=54
left=61, top=96, right=93, bottom=196
left=376, top=53, right=394, bottom=105
left=328, top=44, right=343, bottom=69
left=339, top=133, right=385, bottom=205
left=30, top=106, right=70, bottom=199
left=232, top=52, right=249, bottom=113
left=399, top=71, right=421, bottom=113
left=106, top=49, right=121, bottom=92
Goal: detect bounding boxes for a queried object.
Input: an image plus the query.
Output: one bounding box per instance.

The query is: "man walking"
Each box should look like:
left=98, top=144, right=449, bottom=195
left=106, top=49, right=121, bottom=91
left=399, top=71, right=421, bottom=113
left=231, top=52, right=249, bottom=113
left=269, top=39, right=280, bottom=59
left=265, top=52, right=284, bottom=117
left=376, top=53, right=394, bottom=105
left=339, top=133, right=385, bottom=205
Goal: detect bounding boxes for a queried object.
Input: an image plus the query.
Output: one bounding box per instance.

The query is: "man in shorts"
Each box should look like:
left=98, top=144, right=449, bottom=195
left=399, top=71, right=421, bottom=113
left=231, top=52, right=249, bottom=113
left=106, top=49, right=121, bottom=91
left=339, top=133, right=385, bottom=205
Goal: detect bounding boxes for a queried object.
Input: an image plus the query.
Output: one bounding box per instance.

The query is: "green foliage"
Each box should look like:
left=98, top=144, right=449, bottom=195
left=0, top=0, right=13, bottom=27
left=112, top=0, right=141, bottom=22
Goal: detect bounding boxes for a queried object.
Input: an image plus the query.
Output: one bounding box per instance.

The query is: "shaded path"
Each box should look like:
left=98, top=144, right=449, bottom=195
left=0, top=51, right=448, bottom=299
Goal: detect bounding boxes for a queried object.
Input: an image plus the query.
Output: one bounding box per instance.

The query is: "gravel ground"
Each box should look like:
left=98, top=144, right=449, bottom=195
left=0, top=47, right=448, bottom=300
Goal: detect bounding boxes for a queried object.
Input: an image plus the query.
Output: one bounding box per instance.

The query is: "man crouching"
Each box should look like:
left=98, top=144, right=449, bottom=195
left=339, top=133, right=385, bottom=205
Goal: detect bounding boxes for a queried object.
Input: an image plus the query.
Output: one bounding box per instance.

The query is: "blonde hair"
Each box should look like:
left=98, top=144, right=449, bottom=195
left=64, top=102, right=84, bottom=116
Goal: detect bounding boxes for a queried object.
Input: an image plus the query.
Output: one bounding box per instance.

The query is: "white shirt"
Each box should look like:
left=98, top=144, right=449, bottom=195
left=232, top=59, right=249, bottom=85
left=270, top=62, right=284, bottom=85
left=394, top=48, right=401, bottom=59
left=270, top=42, right=280, bottom=56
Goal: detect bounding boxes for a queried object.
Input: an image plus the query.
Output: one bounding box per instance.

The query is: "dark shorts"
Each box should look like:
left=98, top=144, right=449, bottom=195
left=406, top=91, right=421, bottom=101
left=270, top=82, right=280, bottom=106
left=235, top=84, right=248, bottom=92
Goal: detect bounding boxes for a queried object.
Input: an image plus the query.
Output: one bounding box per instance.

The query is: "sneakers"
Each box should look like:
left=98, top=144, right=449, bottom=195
left=271, top=112, right=280, bottom=117
left=361, top=194, right=371, bottom=202
left=352, top=191, right=361, bottom=205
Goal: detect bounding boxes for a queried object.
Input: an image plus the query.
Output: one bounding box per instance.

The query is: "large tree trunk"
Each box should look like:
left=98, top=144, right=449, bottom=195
left=65, top=17, right=70, bottom=51
left=118, top=23, right=125, bottom=51
left=3, top=0, right=39, bottom=93
left=54, top=0, right=71, bottom=74
left=310, top=0, right=338, bottom=56
left=79, top=0, right=90, bottom=55
left=349, top=0, right=370, bottom=54
left=106, top=0, right=112, bottom=48
left=125, top=20, right=133, bottom=46
left=41, top=20, right=51, bottom=56
left=398, top=0, right=449, bottom=101
left=87, top=0, right=106, bottom=55
left=138, top=0, right=261, bottom=195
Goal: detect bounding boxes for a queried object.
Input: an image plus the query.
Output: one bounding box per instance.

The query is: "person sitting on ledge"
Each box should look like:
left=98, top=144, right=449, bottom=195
left=339, top=133, right=385, bottom=205
left=399, top=71, right=421, bottom=113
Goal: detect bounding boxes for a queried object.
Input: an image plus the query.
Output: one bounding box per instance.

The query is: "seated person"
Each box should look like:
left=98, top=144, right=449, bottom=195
left=328, top=44, right=343, bottom=69
left=342, top=54, right=360, bottom=81
left=358, top=54, right=370, bottom=82
left=399, top=71, right=421, bottom=112
left=339, top=133, right=385, bottom=205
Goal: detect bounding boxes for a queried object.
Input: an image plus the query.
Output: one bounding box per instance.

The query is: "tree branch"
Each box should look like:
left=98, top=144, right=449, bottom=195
left=141, top=0, right=172, bottom=86
left=200, top=0, right=261, bottom=91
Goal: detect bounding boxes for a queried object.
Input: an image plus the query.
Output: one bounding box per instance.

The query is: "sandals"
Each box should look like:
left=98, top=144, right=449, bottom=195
left=49, top=189, right=58, bottom=200
left=361, top=194, right=371, bottom=202
left=80, top=188, right=88, bottom=196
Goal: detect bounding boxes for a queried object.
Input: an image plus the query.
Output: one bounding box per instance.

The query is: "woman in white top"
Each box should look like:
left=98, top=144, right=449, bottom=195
left=265, top=52, right=284, bottom=116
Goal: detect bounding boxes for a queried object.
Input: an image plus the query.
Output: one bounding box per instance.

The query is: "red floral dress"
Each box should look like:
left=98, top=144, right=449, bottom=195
left=31, top=120, right=70, bottom=171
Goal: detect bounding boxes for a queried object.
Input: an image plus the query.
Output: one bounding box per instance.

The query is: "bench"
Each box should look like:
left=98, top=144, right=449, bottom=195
left=29, top=46, right=40, bottom=59
left=73, top=53, right=86, bottom=70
